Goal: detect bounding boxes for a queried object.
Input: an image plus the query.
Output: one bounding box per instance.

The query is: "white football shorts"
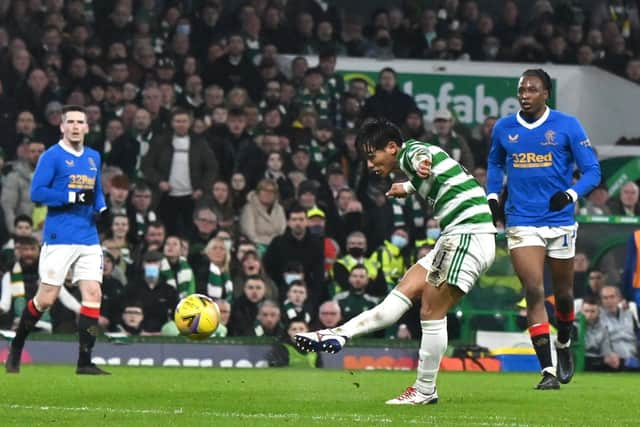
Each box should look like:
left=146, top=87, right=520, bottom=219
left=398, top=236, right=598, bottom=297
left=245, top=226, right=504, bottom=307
left=39, top=244, right=104, bottom=286
left=417, top=233, right=496, bottom=294
left=505, top=223, right=578, bottom=259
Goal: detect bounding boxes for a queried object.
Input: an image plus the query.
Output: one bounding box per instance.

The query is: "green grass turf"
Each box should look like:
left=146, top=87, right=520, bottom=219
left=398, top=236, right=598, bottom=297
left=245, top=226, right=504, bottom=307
left=0, top=366, right=636, bottom=426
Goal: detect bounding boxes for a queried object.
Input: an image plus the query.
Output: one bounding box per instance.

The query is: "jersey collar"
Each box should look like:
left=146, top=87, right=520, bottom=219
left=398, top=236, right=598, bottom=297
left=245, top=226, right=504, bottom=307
left=58, top=140, right=84, bottom=157
left=516, top=106, right=550, bottom=130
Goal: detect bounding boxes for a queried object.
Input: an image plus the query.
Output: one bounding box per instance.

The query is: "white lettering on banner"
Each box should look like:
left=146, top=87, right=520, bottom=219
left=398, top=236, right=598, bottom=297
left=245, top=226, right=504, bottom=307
left=92, top=356, right=269, bottom=368
left=404, top=81, right=519, bottom=124
left=163, top=358, right=180, bottom=367
left=220, top=359, right=234, bottom=368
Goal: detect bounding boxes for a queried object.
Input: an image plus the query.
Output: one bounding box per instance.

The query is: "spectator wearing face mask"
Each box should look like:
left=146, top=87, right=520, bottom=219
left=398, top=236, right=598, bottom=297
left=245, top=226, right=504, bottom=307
left=368, top=226, right=412, bottom=293
left=124, top=250, right=179, bottom=335
left=331, top=231, right=386, bottom=297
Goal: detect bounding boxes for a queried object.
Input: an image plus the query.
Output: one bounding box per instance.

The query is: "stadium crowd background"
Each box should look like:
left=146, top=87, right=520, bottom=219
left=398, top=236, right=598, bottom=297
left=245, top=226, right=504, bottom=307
left=0, top=0, right=638, bottom=367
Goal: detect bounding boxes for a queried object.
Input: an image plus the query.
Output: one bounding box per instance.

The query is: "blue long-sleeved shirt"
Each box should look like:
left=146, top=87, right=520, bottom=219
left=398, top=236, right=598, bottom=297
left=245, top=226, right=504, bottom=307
left=487, top=107, right=601, bottom=227
left=30, top=142, right=106, bottom=245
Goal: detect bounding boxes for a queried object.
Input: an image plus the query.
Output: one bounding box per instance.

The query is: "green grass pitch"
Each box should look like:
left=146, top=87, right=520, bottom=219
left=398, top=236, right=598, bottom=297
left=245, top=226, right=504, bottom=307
left=0, top=366, right=636, bottom=426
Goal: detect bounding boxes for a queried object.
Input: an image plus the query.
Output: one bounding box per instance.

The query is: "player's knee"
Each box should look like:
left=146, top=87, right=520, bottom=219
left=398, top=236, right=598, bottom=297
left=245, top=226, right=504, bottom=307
left=81, top=281, right=102, bottom=302
left=420, top=300, right=447, bottom=320
left=525, top=286, right=545, bottom=306
left=34, top=294, right=55, bottom=310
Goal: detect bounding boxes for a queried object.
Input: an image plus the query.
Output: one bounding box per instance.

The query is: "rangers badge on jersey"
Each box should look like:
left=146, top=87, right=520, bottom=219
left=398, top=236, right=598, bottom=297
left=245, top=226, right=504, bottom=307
left=541, top=130, right=557, bottom=146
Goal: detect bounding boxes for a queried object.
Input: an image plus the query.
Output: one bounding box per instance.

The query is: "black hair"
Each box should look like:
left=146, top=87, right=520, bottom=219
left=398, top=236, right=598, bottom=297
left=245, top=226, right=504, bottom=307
left=14, top=235, right=39, bottom=247
left=350, top=264, right=368, bottom=274
left=14, top=214, right=33, bottom=227
left=521, top=68, right=552, bottom=94
left=170, top=106, right=192, bottom=119
left=356, top=117, right=404, bottom=154
left=62, top=104, right=86, bottom=116
left=288, top=280, right=307, bottom=289
left=318, top=47, right=337, bottom=60
left=228, top=107, right=246, bottom=117
left=582, top=295, right=599, bottom=306
left=287, top=204, right=307, bottom=218
left=379, top=67, right=397, bottom=77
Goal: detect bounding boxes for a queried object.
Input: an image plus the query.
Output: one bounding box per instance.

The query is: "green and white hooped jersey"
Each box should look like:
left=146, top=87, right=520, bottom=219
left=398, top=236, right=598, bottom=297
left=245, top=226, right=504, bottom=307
left=398, top=139, right=496, bottom=235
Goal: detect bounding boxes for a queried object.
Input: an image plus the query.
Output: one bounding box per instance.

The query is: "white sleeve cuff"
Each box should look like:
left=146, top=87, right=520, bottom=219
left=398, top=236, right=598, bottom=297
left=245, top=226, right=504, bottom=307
left=566, top=189, right=578, bottom=202
left=402, top=181, right=416, bottom=194
left=487, top=193, right=499, bottom=201
left=68, top=192, right=76, bottom=203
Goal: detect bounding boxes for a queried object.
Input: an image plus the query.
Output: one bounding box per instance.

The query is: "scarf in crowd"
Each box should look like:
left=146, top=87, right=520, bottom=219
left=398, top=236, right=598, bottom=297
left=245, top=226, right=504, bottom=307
left=391, top=195, right=425, bottom=229
left=134, top=210, right=157, bottom=240
left=207, top=263, right=233, bottom=301
left=160, top=257, right=195, bottom=299
left=282, top=299, right=312, bottom=324
left=10, top=262, right=51, bottom=323
left=309, top=138, right=338, bottom=173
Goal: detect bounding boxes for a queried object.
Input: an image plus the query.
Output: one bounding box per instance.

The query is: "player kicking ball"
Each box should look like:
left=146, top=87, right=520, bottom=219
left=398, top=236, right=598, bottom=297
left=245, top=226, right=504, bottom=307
left=6, top=105, right=110, bottom=375
left=296, top=118, right=496, bottom=404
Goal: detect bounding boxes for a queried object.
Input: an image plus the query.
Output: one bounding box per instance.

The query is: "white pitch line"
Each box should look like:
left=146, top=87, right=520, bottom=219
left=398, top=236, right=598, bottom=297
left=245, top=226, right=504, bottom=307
left=0, top=403, right=557, bottom=426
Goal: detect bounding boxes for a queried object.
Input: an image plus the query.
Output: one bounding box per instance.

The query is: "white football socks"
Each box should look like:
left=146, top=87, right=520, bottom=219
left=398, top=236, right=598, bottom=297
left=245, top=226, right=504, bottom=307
left=331, top=289, right=412, bottom=338
left=414, top=318, right=447, bottom=395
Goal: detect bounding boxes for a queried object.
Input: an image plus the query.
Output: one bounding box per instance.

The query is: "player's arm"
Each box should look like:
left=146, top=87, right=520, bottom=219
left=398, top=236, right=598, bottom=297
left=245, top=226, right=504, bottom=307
left=405, top=144, right=432, bottom=178
left=567, top=120, right=601, bottom=200
left=93, top=155, right=107, bottom=213
left=30, top=152, right=94, bottom=207
left=30, top=151, right=68, bottom=207
left=486, top=126, right=507, bottom=222
left=388, top=144, right=431, bottom=198
left=550, top=119, right=601, bottom=211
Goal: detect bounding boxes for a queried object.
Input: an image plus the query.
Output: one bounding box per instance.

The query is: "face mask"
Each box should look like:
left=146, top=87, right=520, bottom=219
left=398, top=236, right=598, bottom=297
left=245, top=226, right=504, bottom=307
left=144, top=264, right=160, bottom=280
left=308, top=225, right=324, bottom=236
left=177, top=24, right=191, bottom=35
left=426, top=228, right=441, bottom=240
left=284, top=273, right=302, bottom=285
left=391, top=235, right=408, bottom=249
left=348, top=247, right=364, bottom=258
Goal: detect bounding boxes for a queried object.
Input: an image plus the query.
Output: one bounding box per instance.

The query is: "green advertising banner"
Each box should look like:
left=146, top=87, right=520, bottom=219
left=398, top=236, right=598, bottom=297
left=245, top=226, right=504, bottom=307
left=601, top=157, right=640, bottom=196
left=339, top=70, right=556, bottom=127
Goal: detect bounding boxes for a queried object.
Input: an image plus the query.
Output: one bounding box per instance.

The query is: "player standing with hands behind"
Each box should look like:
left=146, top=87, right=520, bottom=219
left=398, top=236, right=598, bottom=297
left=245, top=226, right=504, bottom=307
left=487, top=69, right=601, bottom=389
left=6, top=105, right=110, bottom=375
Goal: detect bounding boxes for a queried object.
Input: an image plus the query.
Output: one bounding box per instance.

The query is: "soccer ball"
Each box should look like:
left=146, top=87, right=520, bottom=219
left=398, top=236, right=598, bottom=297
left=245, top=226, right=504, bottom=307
left=174, top=294, right=220, bottom=340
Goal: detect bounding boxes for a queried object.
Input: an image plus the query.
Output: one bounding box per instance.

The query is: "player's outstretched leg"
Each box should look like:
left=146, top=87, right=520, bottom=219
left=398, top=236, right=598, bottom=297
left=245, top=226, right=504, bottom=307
left=386, top=318, right=446, bottom=405
left=6, top=299, right=45, bottom=373
left=294, top=329, right=346, bottom=354
left=295, top=289, right=413, bottom=354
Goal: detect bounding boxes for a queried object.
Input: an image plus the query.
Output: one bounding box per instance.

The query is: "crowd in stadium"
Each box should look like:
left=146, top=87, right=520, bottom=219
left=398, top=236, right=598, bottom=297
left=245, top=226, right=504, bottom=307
left=0, top=0, right=638, bottom=367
